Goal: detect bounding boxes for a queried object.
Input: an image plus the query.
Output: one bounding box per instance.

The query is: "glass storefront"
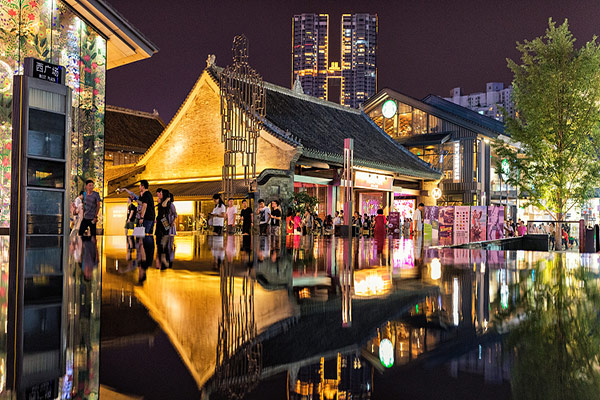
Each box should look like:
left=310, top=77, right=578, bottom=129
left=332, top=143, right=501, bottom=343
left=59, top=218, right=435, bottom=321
left=0, top=0, right=107, bottom=227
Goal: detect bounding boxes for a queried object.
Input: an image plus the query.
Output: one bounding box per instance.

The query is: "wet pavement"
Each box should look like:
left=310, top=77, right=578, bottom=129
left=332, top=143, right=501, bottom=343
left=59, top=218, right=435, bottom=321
left=2, top=233, right=600, bottom=399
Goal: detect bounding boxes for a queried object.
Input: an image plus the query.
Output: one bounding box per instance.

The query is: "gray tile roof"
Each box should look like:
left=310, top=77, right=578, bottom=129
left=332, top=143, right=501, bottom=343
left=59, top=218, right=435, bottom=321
left=105, top=105, right=165, bottom=153
left=207, top=66, right=441, bottom=180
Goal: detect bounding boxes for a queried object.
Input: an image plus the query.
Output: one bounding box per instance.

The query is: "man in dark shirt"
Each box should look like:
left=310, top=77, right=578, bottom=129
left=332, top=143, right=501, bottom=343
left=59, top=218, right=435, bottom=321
left=269, top=200, right=282, bottom=237
left=79, top=179, right=101, bottom=237
left=240, top=199, right=253, bottom=235
left=138, top=180, right=155, bottom=234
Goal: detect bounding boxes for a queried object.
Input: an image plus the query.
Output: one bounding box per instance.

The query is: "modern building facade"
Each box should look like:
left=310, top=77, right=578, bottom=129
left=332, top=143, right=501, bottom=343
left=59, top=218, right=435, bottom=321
left=364, top=89, right=513, bottom=207
left=0, top=0, right=157, bottom=228
left=105, top=59, right=440, bottom=235
left=341, top=14, right=377, bottom=109
left=445, top=83, right=514, bottom=121
left=291, top=13, right=377, bottom=109
left=291, top=14, right=329, bottom=99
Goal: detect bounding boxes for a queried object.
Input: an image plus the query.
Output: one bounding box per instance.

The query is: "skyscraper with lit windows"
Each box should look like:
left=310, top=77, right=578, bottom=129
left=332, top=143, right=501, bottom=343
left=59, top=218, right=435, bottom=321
left=292, top=14, right=329, bottom=99
left=341, top=14, right=377, bottom=109
left=292, top=13, right=377, bottom=108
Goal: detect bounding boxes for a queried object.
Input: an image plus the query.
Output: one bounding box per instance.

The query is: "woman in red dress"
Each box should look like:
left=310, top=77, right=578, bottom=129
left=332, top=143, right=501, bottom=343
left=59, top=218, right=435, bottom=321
left=373, top=208, right=387, bottom=237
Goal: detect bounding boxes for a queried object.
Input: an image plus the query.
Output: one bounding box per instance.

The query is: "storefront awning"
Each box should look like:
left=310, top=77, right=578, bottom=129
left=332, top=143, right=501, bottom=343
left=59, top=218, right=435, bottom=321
left=105, top=180, right=250, bottom=201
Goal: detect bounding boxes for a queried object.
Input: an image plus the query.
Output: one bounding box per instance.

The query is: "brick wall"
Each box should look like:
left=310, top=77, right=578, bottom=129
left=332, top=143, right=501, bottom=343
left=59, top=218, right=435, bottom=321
left=142, top=78, right=295, bottom=182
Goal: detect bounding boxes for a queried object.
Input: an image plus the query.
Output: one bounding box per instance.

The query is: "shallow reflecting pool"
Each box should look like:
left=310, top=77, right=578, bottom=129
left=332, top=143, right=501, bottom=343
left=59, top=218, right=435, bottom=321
left=1, top=234, right=599, bottom=399
left=98, top=234, right=600, bottom=400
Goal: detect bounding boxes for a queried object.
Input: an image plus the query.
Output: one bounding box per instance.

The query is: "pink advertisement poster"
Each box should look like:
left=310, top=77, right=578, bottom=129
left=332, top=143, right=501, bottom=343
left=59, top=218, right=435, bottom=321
left=487, top=206, right=505, bottom=240
left=454, top=206, right=470, bottom=245
left=393, top=199, right=415, bottom=219
left=439, top=206, right=454, bottom=245
left=470, top=206, right=487, bottom=242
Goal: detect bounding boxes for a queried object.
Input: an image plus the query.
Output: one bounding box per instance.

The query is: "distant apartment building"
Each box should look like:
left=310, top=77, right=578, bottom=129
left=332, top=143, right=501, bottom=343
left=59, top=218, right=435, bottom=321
left=291, top=13, right=377, bottom=108
left=292, top=14, right=329, bottom=99
left=445, top=83, right=514, bottom=121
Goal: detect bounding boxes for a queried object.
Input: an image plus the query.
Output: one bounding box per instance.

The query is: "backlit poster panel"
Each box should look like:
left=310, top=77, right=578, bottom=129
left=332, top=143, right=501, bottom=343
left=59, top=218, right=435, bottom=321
left=454, top=206, right=470, bottom=245
left=470, top=206, right=487, bottom=242
left=424, top=206, right=439, bottom=241
left=487, top=206, right=505, bottom=240
left=439, top=206, right=454, bottom=245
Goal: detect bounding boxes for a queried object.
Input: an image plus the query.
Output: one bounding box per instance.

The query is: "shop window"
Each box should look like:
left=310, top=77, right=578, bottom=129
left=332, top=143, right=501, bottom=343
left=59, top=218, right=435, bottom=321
left=413, top=109, right=427, bottom=134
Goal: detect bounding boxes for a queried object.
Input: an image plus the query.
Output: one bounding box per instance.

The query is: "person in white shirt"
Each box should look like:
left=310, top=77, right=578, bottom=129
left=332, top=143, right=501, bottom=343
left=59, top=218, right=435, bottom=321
left=333, top=211, right=341, bottom=225
left=209, top=193, right=226, bottom=235
left=225, top=199, right=238, bottom=235
left=413, top=203, right=424, bottom=235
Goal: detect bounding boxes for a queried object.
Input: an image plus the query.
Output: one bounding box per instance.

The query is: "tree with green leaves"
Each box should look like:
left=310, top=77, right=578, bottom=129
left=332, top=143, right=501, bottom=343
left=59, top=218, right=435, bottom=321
left=495, top=19, right=600, bottom=250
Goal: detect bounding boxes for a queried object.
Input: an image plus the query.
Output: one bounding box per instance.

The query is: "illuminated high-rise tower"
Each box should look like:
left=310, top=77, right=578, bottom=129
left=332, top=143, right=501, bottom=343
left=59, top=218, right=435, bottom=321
left=291, top=13, right=377, bottom=108
left=292, top=14, right=329, bottom=99
left=341, top=14, right=377, bottom=108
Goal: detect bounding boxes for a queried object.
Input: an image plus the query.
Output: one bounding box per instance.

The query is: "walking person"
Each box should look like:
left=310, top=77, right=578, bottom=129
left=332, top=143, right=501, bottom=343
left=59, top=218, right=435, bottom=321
left=125, top=195, right=137, bottom=235
left=168, top=193, right=177, bottom=236
left=293, top=210, right=302, bottom=235
left=240, top=199, right=253, bottom=235
left=225, top=199, right=238, bottom=235
left=269, top=200, right=282, bottom=236
left=71, top=190, right=84, bottom=235
left=155, top=189, right=173, bottom=269
left=352, top=211, right=362, bottom=236
left=79, top=180, right=101, bottom=238
left=303, top=209, right=314, bottom=235
left=286, top=209, right=295, bottom=235
left=257, top=199, right=271, bottom=235
left=138, top=180, right=155, bottom=235
left=209, top=193, right=226, bottom=235
left=413, top=203, right=424, bottom=237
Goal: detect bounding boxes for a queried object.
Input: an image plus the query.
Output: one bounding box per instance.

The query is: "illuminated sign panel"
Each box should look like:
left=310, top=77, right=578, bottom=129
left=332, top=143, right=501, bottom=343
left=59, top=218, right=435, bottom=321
left=354, top=171, right=393, bottom=191
left=381, top=99, right=397, bottom=119
left=453, top=141, right=460, bottom=182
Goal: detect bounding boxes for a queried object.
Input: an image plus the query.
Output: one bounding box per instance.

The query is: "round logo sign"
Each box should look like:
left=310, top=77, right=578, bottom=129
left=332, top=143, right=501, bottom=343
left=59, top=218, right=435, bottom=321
left=432, top=187, right=442, bottom=200
left=381, top=99, right=397, bottom=119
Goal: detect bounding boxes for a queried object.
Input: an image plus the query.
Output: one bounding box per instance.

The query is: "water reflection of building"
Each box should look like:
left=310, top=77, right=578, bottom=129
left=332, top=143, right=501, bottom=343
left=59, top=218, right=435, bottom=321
left=289, top=354, right=373, bottom=400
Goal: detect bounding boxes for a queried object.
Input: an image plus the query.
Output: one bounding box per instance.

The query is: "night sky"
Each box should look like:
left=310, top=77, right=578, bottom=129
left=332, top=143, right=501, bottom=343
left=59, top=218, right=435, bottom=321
left=106, top=0, right=600, bottom=122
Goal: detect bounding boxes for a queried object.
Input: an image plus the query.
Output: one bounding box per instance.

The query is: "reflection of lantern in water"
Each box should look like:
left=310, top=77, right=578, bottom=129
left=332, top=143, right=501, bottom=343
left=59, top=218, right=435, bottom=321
left=354, top=268, right=391, bottom=297
left=430, top=258, right=441, bottom=280
left=379, top=338, right=394, bottom=368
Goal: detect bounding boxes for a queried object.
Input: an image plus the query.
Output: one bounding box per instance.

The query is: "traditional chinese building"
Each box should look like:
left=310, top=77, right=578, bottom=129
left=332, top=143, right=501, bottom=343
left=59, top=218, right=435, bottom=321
left=104, top=58, right=441, bottom=235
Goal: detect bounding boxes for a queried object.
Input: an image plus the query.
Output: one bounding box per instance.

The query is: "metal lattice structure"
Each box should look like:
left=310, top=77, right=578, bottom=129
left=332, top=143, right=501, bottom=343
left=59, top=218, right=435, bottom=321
left=220, top=35, right=266, bottom=200
left=214, top=258, right=262, bottom=399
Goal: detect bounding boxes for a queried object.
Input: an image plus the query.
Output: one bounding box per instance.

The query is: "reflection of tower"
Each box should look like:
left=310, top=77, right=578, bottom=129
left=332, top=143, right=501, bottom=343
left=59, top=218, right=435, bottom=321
left=213, top=253, right=262, bottom=398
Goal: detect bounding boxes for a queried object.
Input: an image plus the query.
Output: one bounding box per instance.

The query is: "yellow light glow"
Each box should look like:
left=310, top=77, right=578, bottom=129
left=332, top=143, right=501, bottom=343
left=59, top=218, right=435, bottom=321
left=354, top=268, right=391, bottom=297
left=175, top=201, right=194, bottom=215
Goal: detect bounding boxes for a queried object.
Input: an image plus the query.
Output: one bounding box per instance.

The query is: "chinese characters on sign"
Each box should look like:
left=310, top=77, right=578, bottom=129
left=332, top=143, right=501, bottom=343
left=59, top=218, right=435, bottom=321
left=29, top=58, right=63, bottom=84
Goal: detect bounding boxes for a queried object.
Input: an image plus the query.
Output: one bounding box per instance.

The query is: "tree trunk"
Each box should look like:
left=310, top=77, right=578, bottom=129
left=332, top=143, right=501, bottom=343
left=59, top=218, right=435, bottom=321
left=555, top=212, right=564, bottom=251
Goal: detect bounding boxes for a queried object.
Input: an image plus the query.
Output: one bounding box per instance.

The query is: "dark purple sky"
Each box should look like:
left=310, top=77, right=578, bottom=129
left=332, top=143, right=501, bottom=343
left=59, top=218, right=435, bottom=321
left=106, top=0, right=600, bottom=122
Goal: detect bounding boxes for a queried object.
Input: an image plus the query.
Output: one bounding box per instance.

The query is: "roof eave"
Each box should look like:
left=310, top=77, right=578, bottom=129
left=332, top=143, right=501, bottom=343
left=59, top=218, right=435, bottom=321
left=65, top=0, right=158, bottom=70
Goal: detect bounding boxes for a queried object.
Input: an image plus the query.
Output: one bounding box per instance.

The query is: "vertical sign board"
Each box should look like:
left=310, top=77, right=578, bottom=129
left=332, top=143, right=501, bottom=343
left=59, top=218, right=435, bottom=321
left=8, top=58, right=70, bottom=398
left=454, top=206, right=470, bottom=245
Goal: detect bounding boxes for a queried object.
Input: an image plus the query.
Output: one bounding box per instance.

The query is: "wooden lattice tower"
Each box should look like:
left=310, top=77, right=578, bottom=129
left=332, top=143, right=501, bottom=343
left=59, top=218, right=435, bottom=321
left=220, top=35, right=266, bottom=200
